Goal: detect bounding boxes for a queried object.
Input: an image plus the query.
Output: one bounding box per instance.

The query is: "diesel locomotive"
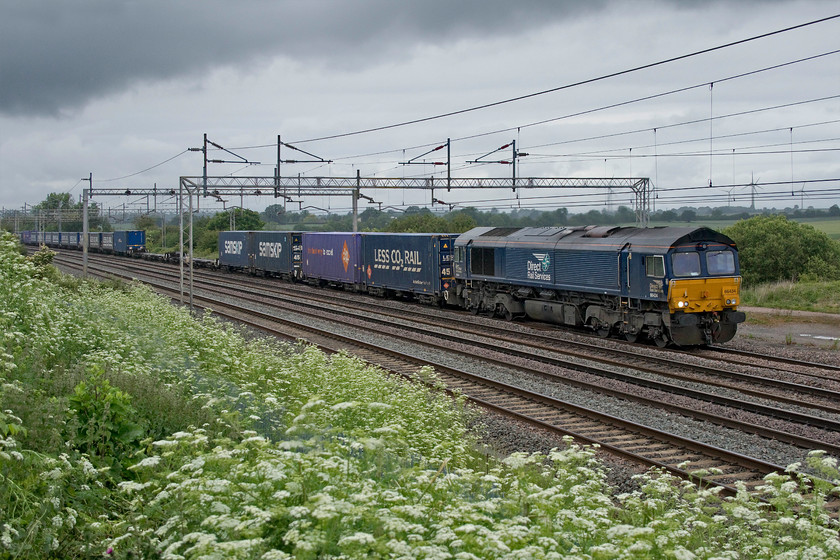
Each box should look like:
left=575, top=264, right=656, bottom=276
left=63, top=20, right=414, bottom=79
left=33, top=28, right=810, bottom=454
left=450, top=225, right=745, bottom=346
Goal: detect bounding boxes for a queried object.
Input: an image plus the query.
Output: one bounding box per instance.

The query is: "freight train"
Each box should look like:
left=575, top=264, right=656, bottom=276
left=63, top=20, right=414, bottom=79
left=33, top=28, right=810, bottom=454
left=20, top=230, right=146, bottom=255
left=21, top=224, right=746, bottom=346
left=219, top=226, right=745, bottom=346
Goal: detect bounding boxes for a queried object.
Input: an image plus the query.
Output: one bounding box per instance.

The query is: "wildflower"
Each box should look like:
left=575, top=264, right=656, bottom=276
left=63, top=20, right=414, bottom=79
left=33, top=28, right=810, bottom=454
left=338, top=532, right=376, bottom=546
left=131, top=456, right=161, bottom=469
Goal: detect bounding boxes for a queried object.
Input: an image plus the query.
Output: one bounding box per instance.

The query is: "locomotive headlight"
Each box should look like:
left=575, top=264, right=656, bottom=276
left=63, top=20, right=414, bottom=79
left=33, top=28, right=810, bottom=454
left=678, top=301, right=685, bottom=308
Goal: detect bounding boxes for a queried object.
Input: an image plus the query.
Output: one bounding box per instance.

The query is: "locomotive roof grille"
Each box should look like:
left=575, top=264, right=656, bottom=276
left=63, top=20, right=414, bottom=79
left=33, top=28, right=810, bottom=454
left=480, top=227, right=520, bottom=237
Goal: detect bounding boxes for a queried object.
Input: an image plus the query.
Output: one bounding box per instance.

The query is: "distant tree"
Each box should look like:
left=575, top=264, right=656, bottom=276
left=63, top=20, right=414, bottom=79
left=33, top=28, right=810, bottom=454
left=543, top=208, right=569, bottom=226
left=205, top=209, right=264, bottom=232
left=34, top=192, right=73, bottom=210
left=723, top=215, right=840, bottom=285
left=261, top=204, right=287, bottom=223
left=449, top=212, right=477, bottom=233
left=386, top=212, right=450, bottom=233
left=33, top=193, right=108, bottom=231
left=679, top=209, right=697, bottom=223
left=659, top=210, right=677, bottom=222
left=614, top=205, right=636, bottom=224
left=134, top=214, right=157, bottom=231
left=829, top=204, right=840, bottom=217
left=357, top=207, right=391, bottom=230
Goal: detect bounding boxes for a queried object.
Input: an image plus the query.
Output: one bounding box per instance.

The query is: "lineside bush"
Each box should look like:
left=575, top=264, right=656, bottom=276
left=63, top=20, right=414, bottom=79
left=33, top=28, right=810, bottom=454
left=724, top=215, right=840, bottom=286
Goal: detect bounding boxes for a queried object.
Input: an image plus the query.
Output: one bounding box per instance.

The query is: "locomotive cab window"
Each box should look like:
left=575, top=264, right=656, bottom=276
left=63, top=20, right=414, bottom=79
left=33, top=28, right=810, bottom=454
left=645, top=255, right=665, bottom=278
left=672, top=252, right=701, bottom=277
left=706, top=250, right=735, bottom=275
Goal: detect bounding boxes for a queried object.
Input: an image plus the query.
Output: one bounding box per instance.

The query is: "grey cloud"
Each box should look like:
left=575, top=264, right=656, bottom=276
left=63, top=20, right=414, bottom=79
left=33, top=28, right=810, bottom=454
left=0, top=0, right=616, bottom=117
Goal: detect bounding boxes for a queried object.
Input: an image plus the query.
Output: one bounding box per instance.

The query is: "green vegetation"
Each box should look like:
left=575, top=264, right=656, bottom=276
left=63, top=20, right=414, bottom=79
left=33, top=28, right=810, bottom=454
left=741, top=280, right=840, bottom=314
left=136, top=208, right=265, bottom=256
left=9, top=192, right=111, bottom=232
left=723, top=215, right=840, bottom=286
left=2, top=231, right=839, bottom=558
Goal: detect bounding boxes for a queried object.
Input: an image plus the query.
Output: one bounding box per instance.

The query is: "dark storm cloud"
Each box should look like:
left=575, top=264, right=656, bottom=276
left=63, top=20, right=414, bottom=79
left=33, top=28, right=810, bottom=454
left=0, top=0, right=615, bottom=117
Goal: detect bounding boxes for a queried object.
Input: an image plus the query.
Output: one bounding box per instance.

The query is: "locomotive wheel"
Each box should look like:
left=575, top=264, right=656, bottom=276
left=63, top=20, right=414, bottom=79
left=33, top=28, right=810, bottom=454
left=596, top=324, right=611, bottom=338
left=500, top=305, right=514, bottom=322
left=653, top=334, right=669, bottom=348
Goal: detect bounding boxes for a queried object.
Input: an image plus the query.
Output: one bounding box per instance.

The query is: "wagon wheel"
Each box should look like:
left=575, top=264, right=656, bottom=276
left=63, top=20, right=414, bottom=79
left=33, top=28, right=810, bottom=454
left=470, top=304, right=480, bottom=315
left=624, top=331, right=639, bottom=343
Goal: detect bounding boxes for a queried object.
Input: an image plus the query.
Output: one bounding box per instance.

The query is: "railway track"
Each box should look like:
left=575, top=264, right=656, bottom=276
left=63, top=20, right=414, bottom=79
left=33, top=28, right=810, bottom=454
left=51, top=251, right=840, bottom=506
left=96, top=255, right=840, bottom=414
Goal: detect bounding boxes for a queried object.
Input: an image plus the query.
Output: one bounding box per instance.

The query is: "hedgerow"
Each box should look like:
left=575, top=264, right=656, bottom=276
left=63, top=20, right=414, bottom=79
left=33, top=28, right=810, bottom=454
left=1, top=231, right=838, bottom=559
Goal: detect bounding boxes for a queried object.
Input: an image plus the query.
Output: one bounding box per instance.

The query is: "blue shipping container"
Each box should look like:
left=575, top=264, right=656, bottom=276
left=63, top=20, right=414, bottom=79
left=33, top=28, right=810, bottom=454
left=302, top=232, right=361, bottom=284
left=112, top=230, right=145, bottom=253
left=361, top=233, right=455, bottom=295
left=127, top=230, right=146, bottom=252
left=252, top=231, right=301, bottom=275
left=219, top=231, right=251, bottom=269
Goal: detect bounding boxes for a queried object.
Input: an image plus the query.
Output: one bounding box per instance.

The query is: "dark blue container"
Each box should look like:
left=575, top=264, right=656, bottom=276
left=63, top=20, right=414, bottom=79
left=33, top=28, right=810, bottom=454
left=112, top=231, right=145, bottom=253
left=361, top=233, right=455, bottom=295
left=302, top=232, right=361, bottom=284
left=126, top=230, right=146, bottom=252
left=252, top=231, right=302, bottom=276
left=111, top=230, right=146, bottom=253
left=218, top=231, right=251, bottom=269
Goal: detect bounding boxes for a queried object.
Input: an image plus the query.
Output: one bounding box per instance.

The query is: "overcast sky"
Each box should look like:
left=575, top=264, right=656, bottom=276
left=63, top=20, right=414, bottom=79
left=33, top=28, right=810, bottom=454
left=1, top=0, right=838, bottom=219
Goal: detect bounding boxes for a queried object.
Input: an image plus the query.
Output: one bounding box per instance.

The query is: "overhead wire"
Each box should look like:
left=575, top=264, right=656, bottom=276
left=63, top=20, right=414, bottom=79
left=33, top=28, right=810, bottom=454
left=98, top=150, right=190, bottom=183
left=288, top=14, right=840, bottom=144
left=292, top=56, right=840, bottom=171
left=222, top=47, right=840, bottom=181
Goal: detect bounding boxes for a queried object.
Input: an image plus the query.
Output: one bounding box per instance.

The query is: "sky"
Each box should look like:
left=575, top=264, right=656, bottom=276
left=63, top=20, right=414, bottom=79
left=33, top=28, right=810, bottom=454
left=1, top=0, right=838, bottom=220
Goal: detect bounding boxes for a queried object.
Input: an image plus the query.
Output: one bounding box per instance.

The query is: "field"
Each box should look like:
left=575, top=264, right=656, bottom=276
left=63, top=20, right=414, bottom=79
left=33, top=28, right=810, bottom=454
left=646, top=216, right=840, bottom=240
left=1, top=232, right=839, bottom=559
left=801, top=217, right=840, bottom=240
